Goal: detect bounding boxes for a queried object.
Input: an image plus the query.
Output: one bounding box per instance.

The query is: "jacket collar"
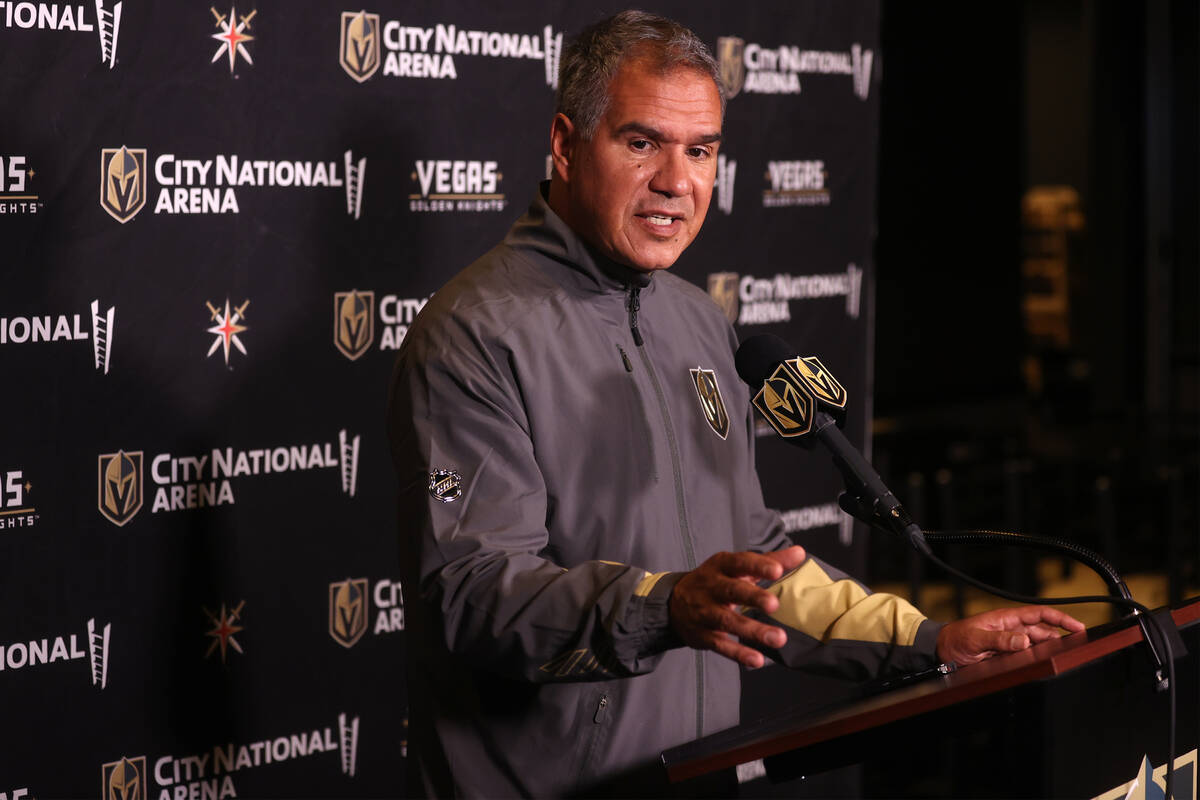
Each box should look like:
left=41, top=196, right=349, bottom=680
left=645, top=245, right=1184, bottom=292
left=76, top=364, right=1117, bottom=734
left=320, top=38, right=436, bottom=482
left=506, top=182, right=653, bottom=294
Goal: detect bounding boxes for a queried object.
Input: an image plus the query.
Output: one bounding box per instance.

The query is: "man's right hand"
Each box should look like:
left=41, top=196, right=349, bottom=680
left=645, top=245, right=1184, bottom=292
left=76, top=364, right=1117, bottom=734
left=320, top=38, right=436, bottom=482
left=668, top=545, right=806, bottom=668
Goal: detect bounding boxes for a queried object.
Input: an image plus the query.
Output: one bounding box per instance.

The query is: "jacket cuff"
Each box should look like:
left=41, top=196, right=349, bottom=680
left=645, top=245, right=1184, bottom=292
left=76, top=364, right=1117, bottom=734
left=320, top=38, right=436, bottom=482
left=637, top=571, right=686, bottom=655
left=914, top=618, right=944, bottom=665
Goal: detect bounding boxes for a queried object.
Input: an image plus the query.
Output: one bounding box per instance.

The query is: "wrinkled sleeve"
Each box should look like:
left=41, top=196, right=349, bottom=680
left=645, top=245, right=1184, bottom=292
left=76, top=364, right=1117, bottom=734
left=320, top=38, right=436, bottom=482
left=731, top=382, right=942, bottom=679
left=387, top=326, right=682, bottom=685
left=745, top=556, right=943, bottom=679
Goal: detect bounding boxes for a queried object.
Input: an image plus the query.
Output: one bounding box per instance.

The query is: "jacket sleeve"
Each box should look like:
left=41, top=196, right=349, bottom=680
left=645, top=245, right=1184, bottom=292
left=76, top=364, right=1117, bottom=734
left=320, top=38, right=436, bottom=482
left=387, top=325, right=683, bottom=685
left=732, top=395, right=943, bottom=679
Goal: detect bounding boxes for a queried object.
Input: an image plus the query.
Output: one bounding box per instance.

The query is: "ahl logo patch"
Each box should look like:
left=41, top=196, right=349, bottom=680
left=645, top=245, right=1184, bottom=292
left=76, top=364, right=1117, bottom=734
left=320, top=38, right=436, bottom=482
left=690, top=367, right=729, bottom=440
left=428, top=469, right=462, bottom=502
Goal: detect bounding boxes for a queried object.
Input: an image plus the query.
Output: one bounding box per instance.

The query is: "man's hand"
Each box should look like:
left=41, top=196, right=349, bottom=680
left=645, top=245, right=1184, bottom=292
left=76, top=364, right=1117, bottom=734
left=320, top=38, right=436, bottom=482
left=668, top=546, right=806, bottom=669
left=936, top=605, right=1086, bottom=666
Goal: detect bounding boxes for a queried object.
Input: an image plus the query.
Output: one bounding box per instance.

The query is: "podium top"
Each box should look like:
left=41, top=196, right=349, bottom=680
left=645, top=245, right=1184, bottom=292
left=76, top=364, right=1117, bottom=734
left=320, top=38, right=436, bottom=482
left=663, top=597, right=1200, bottom=782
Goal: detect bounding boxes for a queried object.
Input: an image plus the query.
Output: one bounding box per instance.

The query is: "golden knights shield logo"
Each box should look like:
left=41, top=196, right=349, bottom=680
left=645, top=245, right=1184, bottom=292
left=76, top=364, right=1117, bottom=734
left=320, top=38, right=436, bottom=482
left=334, top=290, right=374, bottom=360
left=789, top=356, right=848, bottom=410
left=339, top=10, right=381, bottom=83
left=100, top=146, right=147, bottom=223
left=329, top=577, right=369, bottom=648
left=716, top=37, right=746, bottom=99
left=690, top=367, right=730, bottom=440
left=101, top=755, right=148, bottom=800
left=98, top=450, right=143, bottom=527
left=752, top=363, right=814, bottom=438
left=707, top=272, right=739, bottom=324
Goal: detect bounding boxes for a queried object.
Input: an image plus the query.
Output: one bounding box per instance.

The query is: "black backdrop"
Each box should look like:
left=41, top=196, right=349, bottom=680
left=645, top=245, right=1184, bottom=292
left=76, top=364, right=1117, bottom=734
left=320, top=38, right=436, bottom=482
left=1, top=1, right=880, bottom=796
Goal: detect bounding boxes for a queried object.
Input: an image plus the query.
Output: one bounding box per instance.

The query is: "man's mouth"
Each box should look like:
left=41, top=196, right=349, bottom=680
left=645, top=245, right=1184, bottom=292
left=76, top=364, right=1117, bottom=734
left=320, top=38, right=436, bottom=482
left=645, top=214, right=675, bottom=225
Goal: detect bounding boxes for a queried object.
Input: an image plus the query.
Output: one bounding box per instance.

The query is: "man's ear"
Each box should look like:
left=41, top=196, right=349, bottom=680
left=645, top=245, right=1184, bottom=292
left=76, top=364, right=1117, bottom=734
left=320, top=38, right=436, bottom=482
left=549, top=113, right=575, bottom=183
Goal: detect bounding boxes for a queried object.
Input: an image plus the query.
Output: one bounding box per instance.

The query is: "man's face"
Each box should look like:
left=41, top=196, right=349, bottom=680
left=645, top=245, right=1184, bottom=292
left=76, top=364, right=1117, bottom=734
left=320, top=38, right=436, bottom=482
left=560, top=60, right=722, bottom=272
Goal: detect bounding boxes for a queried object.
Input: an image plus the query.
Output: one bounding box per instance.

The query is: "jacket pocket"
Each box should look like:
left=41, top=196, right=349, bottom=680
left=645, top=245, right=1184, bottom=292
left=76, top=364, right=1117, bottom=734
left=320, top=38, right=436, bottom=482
left=574, top=691, right=612, bottom=790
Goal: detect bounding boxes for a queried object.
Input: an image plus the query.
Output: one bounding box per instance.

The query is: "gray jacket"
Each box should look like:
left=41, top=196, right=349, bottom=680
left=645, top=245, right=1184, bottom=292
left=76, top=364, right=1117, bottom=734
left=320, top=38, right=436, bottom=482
left=387, top=185, right=940, bottom=798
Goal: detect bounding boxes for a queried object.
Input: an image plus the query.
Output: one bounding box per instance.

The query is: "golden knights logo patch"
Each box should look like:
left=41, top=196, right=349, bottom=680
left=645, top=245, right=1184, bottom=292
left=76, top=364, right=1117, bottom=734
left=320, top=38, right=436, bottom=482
left=334, top=290, right=374, bottom=360
left=329, top=577, right=368, bottom=648
left=100, top=146, right=147, bottom=223
left=101, top=755, right=148, bottom=800
left=716, top=37, right=746, bottom=98
left=339, top=10, right=380, bottom=83
left=97, top=450, right=143, bottom=526
left=689, top=367, right=729, bottom=440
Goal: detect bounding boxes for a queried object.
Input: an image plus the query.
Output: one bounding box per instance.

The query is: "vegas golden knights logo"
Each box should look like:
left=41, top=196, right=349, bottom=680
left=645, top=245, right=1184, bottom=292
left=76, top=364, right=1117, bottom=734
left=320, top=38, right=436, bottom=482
left=752, top=363, right=814, bottom=438
left=690, top=367, right=730, bottom=440
left=100, top=146, right=147, bottom=223
left=334, top=290, right=374, bottom=360
left=707, top=272, right=739, bottom=324
left=102, top=755, right=147, bottom=800
left=340, top=10, right=380, bottom=83
left=329, top=577, right=368, bottom=648
left=98, top=450, right=144, bottom=526
left=716, top=37, right=746, bottom=99
left=789, top=356, right=848, bottom=409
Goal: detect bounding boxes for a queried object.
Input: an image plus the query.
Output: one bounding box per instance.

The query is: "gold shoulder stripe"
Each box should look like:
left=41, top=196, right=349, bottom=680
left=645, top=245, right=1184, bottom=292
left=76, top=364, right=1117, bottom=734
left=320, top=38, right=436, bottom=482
left=764, top=560, right=925, bottom=647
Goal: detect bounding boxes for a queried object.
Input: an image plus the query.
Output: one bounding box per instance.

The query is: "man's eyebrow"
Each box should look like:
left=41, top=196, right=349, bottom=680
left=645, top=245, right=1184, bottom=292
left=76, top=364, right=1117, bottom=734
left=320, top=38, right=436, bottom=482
left=614, top=122, right=723, bottom=145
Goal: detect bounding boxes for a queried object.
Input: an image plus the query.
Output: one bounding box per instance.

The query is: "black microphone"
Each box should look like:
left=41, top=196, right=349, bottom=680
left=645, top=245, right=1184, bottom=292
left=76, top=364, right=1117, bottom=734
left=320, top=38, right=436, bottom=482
left=735, top=333, right=929, bottom=554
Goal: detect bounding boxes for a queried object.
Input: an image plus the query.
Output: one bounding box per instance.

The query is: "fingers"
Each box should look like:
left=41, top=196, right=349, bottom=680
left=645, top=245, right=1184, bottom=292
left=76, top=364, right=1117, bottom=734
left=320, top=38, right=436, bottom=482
left=762, top=545, right=807, bottom=572
left=711, top=550, right=790, bottom=583
left=1016, top=605, right=1086, bottom=633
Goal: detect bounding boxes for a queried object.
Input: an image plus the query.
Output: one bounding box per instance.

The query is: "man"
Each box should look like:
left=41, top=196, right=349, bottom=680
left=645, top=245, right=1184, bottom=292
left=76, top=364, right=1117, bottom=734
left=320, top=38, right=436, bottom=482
left=388, top=11, right=1083, bottom=798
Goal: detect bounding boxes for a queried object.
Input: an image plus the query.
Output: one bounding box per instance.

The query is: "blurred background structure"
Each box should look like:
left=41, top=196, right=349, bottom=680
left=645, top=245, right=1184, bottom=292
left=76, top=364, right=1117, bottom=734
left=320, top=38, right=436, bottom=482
left=867, top=0, right=1199, bottom=627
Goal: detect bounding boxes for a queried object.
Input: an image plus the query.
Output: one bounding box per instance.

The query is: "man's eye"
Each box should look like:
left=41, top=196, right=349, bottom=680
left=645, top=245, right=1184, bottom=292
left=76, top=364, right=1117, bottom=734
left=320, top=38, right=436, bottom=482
left=688, top=147, right=711, bottom=159
left=630, top=139, right=652, bottom=151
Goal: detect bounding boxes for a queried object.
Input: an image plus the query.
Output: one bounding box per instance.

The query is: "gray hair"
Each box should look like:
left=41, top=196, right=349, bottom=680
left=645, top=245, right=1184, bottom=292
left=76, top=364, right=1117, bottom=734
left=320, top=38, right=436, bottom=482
left=556, top=10, right=725, bottom=140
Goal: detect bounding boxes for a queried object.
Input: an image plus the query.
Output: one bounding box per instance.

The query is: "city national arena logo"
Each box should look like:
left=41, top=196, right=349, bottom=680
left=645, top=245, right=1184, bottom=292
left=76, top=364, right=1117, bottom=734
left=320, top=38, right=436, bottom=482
left=1, top=617, right=111, bottom=688
left=99, top=147, right=366, bottom=220
left=0, top=0, right=122, bottom=68
left=99, top=712, right=361, bottom=798
left=763, top=159, right=830, bottom=207
left=97, top=450, right=143, bottom=526
left=410, top=159, right=504, bottom=212
left=209, top=5, right=256, bottom=76
left=100, top=146, right=146, bottom=223
left=0, top=298, right=115, bottom=373
left=715, top=35, right=873, bottom=98
left=714, top=153, right=736, bottom=215
left=205, top=297, right=249, bottom=368
left=333, top=289, right=428, bottom=359
left=1, top=154, right=43, bottom=214
left=204, top=600, right=245, bottom=663
left=1, top=465, right=37, bottom=531
left=96, top=430, right=360, bottom=525
left=707, top=265, right=863, bottom=325
left=329, top=577, right=404, bottom=648
left=338, top=10, right=561, bottom=86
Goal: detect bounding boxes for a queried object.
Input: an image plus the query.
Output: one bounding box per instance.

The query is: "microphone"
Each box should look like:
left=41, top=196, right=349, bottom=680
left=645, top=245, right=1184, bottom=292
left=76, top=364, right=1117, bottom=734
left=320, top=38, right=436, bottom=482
left=734, top=334, right=929, bottom=554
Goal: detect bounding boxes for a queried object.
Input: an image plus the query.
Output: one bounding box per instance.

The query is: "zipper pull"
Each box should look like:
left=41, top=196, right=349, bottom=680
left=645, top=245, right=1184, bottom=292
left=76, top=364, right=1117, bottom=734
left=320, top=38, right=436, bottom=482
left=593, top=694, right=609, bottom=723
left=626, top=285, right=644, bottom=346
left=617, top=345, right=633, bottom=373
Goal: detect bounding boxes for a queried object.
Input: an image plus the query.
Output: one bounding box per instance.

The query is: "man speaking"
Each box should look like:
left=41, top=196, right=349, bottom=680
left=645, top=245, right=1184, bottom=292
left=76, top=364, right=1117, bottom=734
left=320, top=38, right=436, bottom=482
left=387, top=10, right=1082, bottom=797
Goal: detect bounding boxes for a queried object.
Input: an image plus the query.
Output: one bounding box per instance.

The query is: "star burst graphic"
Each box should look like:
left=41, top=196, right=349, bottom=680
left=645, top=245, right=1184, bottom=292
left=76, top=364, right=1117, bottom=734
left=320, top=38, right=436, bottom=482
left=206, top=298, right=249, bottom=367
left=204, top=601, right=245, bottom=663
left=211, top=5, right=255, bottom=74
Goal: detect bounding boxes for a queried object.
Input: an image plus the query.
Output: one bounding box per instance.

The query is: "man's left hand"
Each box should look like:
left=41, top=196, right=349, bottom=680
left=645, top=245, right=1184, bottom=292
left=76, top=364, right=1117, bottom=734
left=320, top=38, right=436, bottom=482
left=936, top=605, right=1086, bottom=666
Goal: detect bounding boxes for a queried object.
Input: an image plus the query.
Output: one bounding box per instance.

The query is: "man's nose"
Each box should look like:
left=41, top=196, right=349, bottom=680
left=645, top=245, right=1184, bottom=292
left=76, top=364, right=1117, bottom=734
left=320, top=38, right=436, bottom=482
left=649, top=147, right=689, bottom=198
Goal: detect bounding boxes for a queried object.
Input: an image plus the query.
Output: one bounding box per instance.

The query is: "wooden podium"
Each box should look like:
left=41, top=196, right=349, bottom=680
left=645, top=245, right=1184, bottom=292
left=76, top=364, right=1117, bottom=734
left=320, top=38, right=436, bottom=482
left=663, top=598, right=1200, bottom=798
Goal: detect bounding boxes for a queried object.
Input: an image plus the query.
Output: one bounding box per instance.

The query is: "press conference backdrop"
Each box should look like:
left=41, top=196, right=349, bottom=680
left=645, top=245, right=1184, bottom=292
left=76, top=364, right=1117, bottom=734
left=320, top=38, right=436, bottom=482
left=1, top=1, right=880, bottom=796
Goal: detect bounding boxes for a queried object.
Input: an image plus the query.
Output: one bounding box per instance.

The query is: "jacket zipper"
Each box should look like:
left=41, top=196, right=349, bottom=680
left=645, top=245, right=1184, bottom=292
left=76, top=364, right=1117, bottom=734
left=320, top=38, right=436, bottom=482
left=593, top=694, right=609, bottom=723
left=624, top=283, right=704, bottom=740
